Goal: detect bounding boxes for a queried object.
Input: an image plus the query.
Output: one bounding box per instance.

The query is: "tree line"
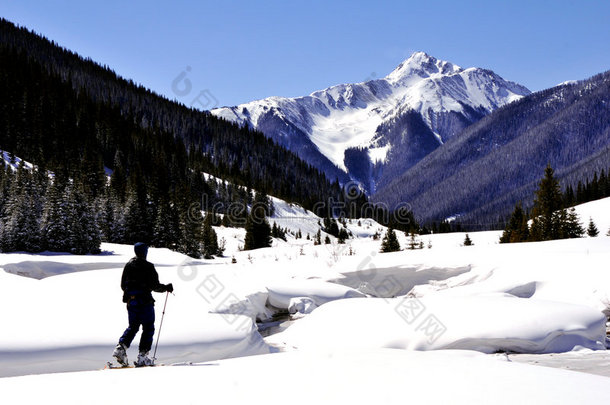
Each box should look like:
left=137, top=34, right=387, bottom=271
left=501, top=165, right=586, bottom=243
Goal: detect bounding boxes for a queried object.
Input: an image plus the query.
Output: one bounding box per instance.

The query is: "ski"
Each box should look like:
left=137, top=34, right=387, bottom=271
left=104, top=361, right=133, bottom=370
left=104, top=361, right=166, bottom=370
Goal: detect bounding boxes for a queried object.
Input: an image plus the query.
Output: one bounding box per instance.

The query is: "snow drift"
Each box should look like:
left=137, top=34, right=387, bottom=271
left=267, top=295, right=607, bottom=354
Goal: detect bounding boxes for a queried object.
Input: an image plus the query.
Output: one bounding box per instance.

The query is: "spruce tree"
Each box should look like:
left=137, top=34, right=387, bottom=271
left=560, top=207, right=584, bottom=239
left=152, top=197, right=180, bottom=249
left=587, top=217, right=599, bottom=237
left=121, top=190, right=149, bottom=244
left=380, top=228, right=401, bottom=252
left=244, top=211, right=272, bottom=251
left=407, top=232, right=420, bottom=250
left=337, top=228, right=349, bottom=244
left=66, top=183, right=101, bottom=254
left=500, top=202, right=529, bottom=243
left=314, top=229, right=322, bottom=245
left=1, top=165, right=42, bottom=252
left=530, top=165, right=564, bottom=241
left=40, top=177, right=70, bottom=251
left=253, top=190, right=274, bottom=217
left=202, top=212, right=220, bottom=258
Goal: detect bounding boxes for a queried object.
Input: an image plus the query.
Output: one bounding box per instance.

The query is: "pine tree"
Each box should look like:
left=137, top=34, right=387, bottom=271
left=271, top=222, right=287, bottom=241
left=66, top=183, right=101, bottom=254
left=313, top=229, right=322, bottom=245
left=407, top=232, right=420, bottom=250
left=152, top=197, right=180, bottom=249
left=121, top=190, right=149, bottom=244
left=560, top=207, right=584, bottom=239
left=175, top=190, right=203, bottom=258
left=323, top=217, right=340, bottom=237
left=500, top=202, right=529, bottom=243
left=1, top=165, right=42, bottom=252
left=380, top=228, right=401, bottom=252
left=40, top=177, right=70, bottom=251
left=202, top=212, right=219, bottom=258
left=252, top=190, right=274, bottom=217
left=530, top=165, right=564, bottom=241
left=587, top=217, right=599, bottom=237
left=243, top=211, right=272, bottom=251
left=337, top=227, right=349, bottom=244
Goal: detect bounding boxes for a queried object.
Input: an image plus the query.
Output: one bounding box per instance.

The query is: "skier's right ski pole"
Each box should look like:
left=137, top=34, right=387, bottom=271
left=152, top=291, right=170, bottom=363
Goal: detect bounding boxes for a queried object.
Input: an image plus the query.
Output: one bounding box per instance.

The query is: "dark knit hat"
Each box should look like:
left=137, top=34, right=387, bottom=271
left=134, top=242, right=148, bottom=259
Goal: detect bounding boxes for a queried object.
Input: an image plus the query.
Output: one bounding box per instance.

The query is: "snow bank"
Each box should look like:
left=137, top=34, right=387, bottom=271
left=266, top=279, right=365, bottom=311
left=267, top=295, right=607, bottom=354
left=1, top=349, right=609, bottom=405
left=0, top=257, right=272, bottom=377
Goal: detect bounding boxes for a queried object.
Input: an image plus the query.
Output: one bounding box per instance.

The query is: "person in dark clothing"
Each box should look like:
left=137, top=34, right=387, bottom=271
left=113, top=242, right=173, bottom=367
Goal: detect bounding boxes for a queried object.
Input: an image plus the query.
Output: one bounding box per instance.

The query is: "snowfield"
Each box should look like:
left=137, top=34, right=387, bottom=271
left=1, top=350, right=610, bottom=405
left=1, top=197, right=610, bottom=402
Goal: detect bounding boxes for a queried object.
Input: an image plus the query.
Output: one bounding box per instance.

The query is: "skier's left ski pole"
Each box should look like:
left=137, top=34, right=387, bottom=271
left=153, top=291, right=170, bottom=364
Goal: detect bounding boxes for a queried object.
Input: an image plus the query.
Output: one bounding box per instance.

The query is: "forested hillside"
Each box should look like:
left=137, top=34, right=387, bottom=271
left=0, top=18, right=340, bottom=209
left=374, top=70, right=610, bottom=229
left=0, top=19, right=356, bottom=256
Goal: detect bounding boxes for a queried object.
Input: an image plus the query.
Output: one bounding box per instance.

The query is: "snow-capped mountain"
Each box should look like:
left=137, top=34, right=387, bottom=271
left=212, top=52, right=530, bottom=192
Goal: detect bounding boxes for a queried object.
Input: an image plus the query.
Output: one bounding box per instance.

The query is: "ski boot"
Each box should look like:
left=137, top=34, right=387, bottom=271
left=135, top=351, right=154, bottom=367
left=112, top=343, right=129, bottom=367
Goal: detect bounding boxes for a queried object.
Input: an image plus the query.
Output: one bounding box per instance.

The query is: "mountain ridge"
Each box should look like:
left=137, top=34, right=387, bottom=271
left=212, top=52, right=530, bottom=192
left=372, top=70, right=610, bottom=227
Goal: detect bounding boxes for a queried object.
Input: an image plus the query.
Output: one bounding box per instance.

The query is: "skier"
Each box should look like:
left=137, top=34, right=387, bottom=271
left=112, top=242, right=173, bottom=367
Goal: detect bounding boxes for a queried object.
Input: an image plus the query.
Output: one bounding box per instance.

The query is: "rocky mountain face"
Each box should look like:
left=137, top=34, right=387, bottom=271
left=212, top=52, right=530, bottom=192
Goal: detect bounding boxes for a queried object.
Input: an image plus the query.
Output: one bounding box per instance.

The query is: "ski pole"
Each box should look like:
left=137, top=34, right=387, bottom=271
left=152, top=291, right=170, bottom=363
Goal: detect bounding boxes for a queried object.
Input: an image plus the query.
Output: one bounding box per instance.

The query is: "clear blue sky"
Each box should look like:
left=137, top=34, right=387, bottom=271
left=2, top=0, right=609, bottom=108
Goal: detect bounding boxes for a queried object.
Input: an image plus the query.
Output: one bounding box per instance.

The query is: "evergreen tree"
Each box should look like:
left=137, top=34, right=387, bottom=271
left=323, top=217, right=340, bottom=237
left=1, top=164, right=42, bottom=252
left=529, top=165, right=564, bottom=241
left=500, top=202, right=529, bottom=243
left=313, top=229, right=322, bottom=245
left=175, top=190, right=203, bottom=258
left=271, top=222, right=287, bottom=241
left=152, top=197, right=180, bottom=249
left=121, top=191, right=148, bottom=244
left=560, top=207, right=584, bottom=239
left=243, top=211, right=272, bottom=251
left=380, top=228, right=401, bottom=252
left=66, top=182, right=101, bottom=254
left=40, top=177, right=70, bottom=251
left=252, top=190, right=274, bottom=217
left=337, top=227, right=349, bottom=244
left=407, top=232, right=421, bottom=250
left=587, top=217, right=599, bottom=237
left=202, top=212, right=220, bottom=258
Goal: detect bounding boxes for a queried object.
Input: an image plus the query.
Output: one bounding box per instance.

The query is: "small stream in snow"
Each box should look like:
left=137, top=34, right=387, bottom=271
left=329, top=265, right=471, bottom=298
left=256, top=265, right=472, bottom=340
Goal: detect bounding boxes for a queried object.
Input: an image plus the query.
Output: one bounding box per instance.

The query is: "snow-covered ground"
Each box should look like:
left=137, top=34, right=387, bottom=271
left=1, top=197, right=610, bottom=402
left=2, top=349, right=610, bottom=405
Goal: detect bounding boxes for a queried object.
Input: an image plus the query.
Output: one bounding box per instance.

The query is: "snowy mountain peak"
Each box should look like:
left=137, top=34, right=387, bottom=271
left=211, top=52, right=531, bottom=193
left=385, top=51, right=462, bottom=84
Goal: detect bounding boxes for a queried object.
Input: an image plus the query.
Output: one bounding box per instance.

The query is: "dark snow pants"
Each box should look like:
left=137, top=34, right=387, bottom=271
left=119, top=301, right=155, bottom=353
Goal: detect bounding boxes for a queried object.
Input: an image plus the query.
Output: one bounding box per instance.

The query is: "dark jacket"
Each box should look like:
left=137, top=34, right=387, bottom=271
left=121, top=257, right=168, bottom=304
